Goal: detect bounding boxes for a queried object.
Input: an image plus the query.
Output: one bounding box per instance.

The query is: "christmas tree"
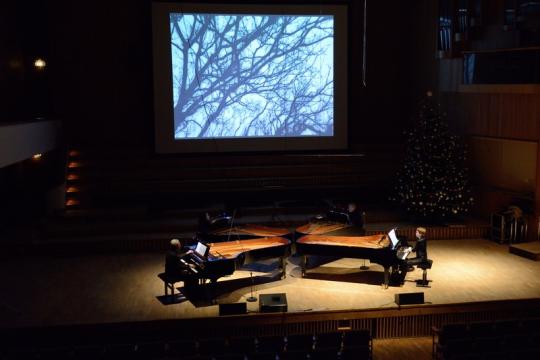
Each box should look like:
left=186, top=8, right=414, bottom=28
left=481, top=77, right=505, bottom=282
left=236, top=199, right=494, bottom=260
left=392, top=91, right=473, bottom=221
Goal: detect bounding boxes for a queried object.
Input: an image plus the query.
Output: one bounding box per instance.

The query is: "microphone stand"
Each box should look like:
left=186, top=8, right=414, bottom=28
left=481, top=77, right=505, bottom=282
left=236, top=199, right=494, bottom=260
left=226, top=209, right=236, bottom=243
left=246, top=271, right=257, bottom=302
left=360, top=259, right=369, bottom=270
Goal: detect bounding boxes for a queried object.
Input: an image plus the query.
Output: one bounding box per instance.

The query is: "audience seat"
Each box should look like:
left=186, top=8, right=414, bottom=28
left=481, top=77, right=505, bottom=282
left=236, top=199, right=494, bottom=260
left=198, top=337, right=229, bottom=356
left=314, top=332, right=343, bottom=350
left=493, top=320, right=522, bottom=336
left=228, top=336, right=257, bottom=355
left=103, top=343, right=137, bottom=359
left=279, top=350, right=311, bottom=360
left=135, top=341, right=167, bottom=358
left=214, top=354, right=248, bottom=360
left=35, top=347, right=75, bottom=360
left=470, top=321, right=497, bottom=336
left=166, top=339, right=198, bottom=357
left=340, top=346, right=371, bottom=360
left=434, top=319, right=540, bottom=360
left=249, top=352, right=281, bottom=360
left=342, top=330, right=371, bottom=349
left=256, top=335, right=286, bottom=353
left=0, top=329, right=372, bottom=360
left=521, top=318, right=540, bottom=333
left=284, top=334, right=315, bottom=352
left=73, top=345, right=106, bottom=360
left=473, top=336, right=500, bottom=352
left=310, top=348, right=340, bottom=360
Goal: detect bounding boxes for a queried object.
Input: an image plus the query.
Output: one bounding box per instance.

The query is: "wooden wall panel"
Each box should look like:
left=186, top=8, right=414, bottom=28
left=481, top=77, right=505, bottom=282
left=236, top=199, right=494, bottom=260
left=451, top=93, right=540, bottom=140
left=468, top=137, right=537, bottom=194
left=498, top=95, right=539, bottom=140
left=443, top=90, right=540, bottom=239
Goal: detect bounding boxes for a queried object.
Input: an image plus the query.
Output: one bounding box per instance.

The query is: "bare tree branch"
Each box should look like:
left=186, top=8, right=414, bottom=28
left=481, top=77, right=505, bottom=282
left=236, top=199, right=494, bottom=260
left=170, top=14, right=334, bottom=138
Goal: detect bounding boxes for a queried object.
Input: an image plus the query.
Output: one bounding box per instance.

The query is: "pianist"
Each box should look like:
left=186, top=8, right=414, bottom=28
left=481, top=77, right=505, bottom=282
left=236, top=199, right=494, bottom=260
left=195, top=212, right=212, bottom=241
left=347, top=202, right=366, bottom=234
left=405, top=227, right=428, bottom=268
left=165, top=238, right=193, bottom=280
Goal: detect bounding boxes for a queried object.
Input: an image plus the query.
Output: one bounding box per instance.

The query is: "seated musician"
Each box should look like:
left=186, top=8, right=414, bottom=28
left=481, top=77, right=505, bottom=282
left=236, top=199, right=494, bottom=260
left=195, top=212, right=212, bottom=240
left=347, top=202, right=366, bottom=235
left=405, top=227, right=428, bottom=269
left=165, top=238, right=194, bottom=281
left=196, top=211, right=232, bottom=240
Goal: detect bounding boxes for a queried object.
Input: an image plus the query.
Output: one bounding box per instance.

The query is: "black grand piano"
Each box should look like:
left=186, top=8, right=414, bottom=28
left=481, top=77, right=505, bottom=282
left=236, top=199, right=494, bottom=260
left=182, top=237, right=291, bottom=285
left=295, top=221, right=410, bottom=288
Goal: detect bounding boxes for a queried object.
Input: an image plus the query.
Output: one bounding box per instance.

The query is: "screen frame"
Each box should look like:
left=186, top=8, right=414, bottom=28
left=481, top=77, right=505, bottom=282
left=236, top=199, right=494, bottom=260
left=152, top=2, right=348, bottom=153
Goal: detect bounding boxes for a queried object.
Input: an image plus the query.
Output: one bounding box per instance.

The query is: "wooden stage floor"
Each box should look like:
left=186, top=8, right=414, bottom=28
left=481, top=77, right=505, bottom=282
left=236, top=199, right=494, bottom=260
left=2, top=238, right=540, bottom=329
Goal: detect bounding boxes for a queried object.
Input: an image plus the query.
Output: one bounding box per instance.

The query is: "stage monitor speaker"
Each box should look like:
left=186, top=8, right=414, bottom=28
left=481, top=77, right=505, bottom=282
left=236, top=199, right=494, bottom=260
left=260, top=293, right=288, bottom=313
left=395, top=292, right=424, bottom=305
left=219, top=302, right=247, bottom=316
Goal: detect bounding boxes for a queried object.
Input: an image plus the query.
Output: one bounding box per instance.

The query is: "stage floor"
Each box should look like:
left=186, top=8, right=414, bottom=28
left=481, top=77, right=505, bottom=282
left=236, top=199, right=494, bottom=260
left=2, top=238, right=540, bottom=328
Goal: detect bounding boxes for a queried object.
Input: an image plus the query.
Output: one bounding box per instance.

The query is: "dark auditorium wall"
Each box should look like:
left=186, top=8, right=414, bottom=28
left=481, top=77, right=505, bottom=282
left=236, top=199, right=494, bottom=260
left=0, top=1, right=441, bottom=214
left=0, top=1, right=52, bottom=122
left=29, top=0, right=435, bottom=150
left=0, top=149, right=66, bottom=228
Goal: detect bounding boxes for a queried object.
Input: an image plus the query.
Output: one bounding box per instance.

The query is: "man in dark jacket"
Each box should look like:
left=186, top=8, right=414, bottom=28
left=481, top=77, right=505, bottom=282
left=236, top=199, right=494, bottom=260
left=347, top=202, right=366, bottom=235
left=165, top=238, right=193, bottom=280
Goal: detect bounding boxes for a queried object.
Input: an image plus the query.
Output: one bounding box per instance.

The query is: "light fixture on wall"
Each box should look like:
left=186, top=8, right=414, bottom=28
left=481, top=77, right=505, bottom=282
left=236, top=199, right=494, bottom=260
left=32, top=153, right=42, bottom=160
left=68, top=161, right=82, bottom=168
left=66, top=199, right=80, bottom=207
left=33, top=58, right=47, bottom=70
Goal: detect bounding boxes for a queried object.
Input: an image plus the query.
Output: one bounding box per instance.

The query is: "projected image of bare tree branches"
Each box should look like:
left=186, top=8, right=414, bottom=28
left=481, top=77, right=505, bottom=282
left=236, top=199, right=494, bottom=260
left=170, top=14, right=334, bottom=139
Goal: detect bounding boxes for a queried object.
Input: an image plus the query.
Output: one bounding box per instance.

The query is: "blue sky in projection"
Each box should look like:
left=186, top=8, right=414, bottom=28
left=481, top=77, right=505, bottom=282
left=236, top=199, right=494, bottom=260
left=170, top=13, right=334, bottom=139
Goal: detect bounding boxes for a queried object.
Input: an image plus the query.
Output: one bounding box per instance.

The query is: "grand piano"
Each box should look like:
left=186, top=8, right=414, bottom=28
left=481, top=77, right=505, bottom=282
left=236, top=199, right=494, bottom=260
left=183, top=237, right=291, bottom=285
left=295, top=220, right=410, bottom=288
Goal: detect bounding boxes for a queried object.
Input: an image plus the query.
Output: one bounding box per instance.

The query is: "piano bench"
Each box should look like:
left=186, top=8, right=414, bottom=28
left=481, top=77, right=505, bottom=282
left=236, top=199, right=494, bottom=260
left=416, top=259, right=433, bottom=288
left=158, top=272, right=183, bottom=297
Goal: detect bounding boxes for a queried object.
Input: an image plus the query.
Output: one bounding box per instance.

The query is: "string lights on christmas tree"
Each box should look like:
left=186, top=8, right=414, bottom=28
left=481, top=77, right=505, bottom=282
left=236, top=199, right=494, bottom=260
left=392, top=91, right=473, bottom=221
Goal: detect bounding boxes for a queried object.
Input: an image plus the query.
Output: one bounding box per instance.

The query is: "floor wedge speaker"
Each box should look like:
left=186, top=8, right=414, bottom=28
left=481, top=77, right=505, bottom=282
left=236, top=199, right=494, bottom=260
left=260, top=293, right=288, bottom=313
left=395, top=292, right=424, bottom=305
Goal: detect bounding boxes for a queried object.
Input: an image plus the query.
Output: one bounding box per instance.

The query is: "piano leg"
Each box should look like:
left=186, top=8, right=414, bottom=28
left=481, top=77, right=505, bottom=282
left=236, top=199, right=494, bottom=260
left=280, top=256, right=287, bottom=279
left=301, top=255, right=307, bottom=277
left=383, top=267, right=389, bottom=289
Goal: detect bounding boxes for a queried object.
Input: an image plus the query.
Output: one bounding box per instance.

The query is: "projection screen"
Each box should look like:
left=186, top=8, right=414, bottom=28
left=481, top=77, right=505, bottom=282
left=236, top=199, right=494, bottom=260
left=152, top=2, right=348, bottom=153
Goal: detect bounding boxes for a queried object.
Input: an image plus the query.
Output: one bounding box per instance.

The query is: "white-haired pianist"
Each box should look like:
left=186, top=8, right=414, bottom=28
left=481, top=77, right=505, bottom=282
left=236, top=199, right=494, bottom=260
left=165, top=238, right=194, bottom=280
